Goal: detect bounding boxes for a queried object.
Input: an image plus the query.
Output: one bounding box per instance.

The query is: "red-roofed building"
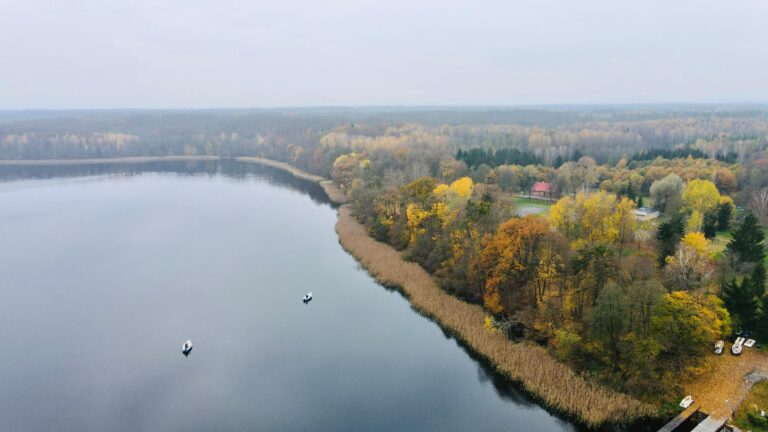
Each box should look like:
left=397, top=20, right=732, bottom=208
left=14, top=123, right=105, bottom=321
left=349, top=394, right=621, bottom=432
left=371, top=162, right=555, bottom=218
left=530, top=181, right=551, bottom=198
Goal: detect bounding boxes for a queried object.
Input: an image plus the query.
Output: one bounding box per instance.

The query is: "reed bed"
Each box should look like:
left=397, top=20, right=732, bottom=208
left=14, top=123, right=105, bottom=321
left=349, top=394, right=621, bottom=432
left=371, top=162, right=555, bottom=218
left=319, top=180, right=348, bottom=205
left=335, top=205, right=656, bottom=427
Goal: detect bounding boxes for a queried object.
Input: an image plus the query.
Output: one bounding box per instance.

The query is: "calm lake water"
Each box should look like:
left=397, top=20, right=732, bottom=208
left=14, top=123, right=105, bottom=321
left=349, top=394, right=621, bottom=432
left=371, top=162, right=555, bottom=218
left=0, top=161, right=602, bottom=432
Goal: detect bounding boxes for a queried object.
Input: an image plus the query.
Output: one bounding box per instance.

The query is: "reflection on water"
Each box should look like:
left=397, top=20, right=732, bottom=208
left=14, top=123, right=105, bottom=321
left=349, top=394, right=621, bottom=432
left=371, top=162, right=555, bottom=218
left=0, top=160, right=333, bottom=207
left=0, top=160, right=658, bottom=432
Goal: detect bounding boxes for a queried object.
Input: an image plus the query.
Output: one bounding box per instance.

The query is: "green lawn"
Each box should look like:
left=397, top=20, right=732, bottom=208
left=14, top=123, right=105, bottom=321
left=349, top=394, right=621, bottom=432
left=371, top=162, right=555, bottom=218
left=710, top=231, right=733, bottom=259
left=511, top=196, right=553, bottom=208
left=734, top=381, right=768, bottom=432
left=511, top=196, right=552, bottom=217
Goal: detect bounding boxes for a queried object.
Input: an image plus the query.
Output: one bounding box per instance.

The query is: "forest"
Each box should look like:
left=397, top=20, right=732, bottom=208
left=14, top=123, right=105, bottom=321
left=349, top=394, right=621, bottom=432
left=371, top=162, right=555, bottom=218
left=4, top=106, right=768, bottom=410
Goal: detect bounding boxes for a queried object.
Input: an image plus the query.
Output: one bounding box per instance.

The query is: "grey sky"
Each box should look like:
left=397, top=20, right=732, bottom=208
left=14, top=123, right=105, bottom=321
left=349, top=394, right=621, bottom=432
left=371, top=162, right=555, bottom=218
left=1, top=0, right=767, bottom=108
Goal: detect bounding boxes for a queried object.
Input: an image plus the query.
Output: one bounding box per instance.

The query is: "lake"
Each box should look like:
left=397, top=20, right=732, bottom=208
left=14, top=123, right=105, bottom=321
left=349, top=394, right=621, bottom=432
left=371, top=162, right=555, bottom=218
left=0, top=160, right=589, bottom=432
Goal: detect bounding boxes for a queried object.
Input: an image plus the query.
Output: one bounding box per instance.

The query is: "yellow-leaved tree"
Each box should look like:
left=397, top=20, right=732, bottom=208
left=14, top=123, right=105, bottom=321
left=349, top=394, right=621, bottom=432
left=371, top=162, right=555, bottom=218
left=405, top=203, right=430, bottom=245
left=664, top=231, right=712, bottom=291
left=549, top=191, right=635, bottom=249
left=477, top=216, right=551, bottom=314
left=681, top=179, right=721, bottom=232
left=431, top=177, right=475, bottom=264
left=615, top=196, right=637, bottom=256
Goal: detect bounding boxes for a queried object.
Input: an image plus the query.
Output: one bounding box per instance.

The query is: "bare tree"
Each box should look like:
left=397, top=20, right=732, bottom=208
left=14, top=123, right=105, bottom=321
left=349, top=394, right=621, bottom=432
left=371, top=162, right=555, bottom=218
left=750, top=187, right=768, bottom=225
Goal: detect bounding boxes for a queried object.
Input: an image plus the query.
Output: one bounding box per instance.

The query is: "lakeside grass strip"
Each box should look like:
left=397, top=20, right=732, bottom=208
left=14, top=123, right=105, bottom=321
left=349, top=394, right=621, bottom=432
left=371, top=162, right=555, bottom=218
left=235, top=157, right=348, bottom=204
left=335, top=205, right=656, bottom=427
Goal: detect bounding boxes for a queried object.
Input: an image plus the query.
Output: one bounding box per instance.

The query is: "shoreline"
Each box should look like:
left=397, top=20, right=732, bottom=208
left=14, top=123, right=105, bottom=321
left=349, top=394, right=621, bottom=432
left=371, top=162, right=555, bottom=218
left=235, top=158, right=655, bottom=426
left=333, top=205, right=655, bottom=427
left=0, top=156, right=653, bottom=426
left=234, top=157, right=348, bottom=205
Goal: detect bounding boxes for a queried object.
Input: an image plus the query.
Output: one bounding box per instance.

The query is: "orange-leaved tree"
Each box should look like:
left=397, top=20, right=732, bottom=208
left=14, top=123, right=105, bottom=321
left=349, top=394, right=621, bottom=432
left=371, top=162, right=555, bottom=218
left=475, top=216, right=552, bottom=315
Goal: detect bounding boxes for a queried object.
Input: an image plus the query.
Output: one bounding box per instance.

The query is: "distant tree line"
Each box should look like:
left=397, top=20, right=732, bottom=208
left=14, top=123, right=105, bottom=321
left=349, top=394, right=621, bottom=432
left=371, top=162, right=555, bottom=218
left=629, top=147, right=739, bottom=163
left=455, top=147, right=542, bottom=168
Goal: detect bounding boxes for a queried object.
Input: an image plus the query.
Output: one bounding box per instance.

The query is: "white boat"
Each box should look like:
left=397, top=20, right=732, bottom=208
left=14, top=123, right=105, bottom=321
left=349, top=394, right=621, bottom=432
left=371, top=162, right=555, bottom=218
left=182, top=339, right=193, bottom=357
left=302, top=292, right=313, bottom=303
left=714, top=340, right=724, bottom=355
left=745, top=339, right=756, bottom=348
left=679, top=395, right=694, bottom=408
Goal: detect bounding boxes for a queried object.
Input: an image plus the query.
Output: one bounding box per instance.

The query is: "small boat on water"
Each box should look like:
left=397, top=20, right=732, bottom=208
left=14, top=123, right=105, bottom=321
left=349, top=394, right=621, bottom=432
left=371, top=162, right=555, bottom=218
left=182, top=339, right=193, bottom=357
left=303, top=292, right=313, bottom=304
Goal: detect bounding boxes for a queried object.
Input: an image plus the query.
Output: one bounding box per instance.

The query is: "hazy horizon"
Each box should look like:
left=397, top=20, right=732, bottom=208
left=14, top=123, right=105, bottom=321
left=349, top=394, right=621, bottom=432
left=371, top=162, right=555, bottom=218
left=2, top=0, right=767, bottom=109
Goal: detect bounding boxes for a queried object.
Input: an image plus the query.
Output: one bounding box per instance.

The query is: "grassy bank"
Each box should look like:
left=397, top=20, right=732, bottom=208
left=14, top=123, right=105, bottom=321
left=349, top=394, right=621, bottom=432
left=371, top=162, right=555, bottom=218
left=334, top=205, right=656, bottom=427
left=235, top=157, right=348, bottom=204
left=734, top=380, right=768, bottom=431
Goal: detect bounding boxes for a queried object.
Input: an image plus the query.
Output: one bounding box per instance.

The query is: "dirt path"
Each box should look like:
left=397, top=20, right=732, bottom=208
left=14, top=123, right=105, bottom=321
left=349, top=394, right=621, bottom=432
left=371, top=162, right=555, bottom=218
left=683, top=348, right=768, bottom=418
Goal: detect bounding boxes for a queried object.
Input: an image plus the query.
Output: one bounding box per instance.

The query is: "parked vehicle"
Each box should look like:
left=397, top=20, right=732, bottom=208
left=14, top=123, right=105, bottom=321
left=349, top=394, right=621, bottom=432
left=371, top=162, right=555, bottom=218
left=679, top=395, right=694, bottom=408
left=714, top=340, right=724, bottom=355
left=732, top=337, right=744, bottom=356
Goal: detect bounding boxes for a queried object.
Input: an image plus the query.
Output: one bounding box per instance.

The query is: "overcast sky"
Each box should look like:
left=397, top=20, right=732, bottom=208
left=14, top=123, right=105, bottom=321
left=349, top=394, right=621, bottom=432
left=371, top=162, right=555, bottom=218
left=1, top=0, right=766, bottom=109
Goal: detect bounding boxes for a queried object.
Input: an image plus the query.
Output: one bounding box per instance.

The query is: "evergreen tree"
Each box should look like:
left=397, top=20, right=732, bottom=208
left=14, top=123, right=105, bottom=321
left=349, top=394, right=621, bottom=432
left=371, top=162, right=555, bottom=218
left=703, top=211, right=718, bottom=239
left=750, top=262, right=767, bottom=298
left=637, top=196, right=644, bottom=209
left=625, top=181, right=636, bottom=202
left=722, top=277, right=758, bottom=330
left=755, top=295, right=768, bottom=340
left=722, top=263, right=765, bottom=331
left=727, top=212, right=765, bottom=263
left=717, top=201, right=733, bottom=232
left=553, top=155, right=565, bottom=168
left=656, top=214, right=685, bottom=267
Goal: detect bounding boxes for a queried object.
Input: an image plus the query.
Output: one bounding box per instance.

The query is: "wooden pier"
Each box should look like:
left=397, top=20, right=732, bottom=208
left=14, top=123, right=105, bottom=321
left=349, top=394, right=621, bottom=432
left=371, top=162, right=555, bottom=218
left=657, top=404, right=700, bottom=432
left=689, top=415, right=727, bottom=432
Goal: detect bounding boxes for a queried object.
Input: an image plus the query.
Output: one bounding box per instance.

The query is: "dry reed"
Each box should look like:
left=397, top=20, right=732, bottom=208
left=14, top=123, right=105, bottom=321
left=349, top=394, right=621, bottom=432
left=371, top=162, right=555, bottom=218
left=335, top=205, right=657, bottom=427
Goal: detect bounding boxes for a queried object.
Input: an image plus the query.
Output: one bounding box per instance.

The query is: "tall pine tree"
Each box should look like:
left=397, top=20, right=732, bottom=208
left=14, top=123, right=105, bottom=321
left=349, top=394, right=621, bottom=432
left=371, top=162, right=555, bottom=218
left=718, top=201, right=733, bottom=231
left=750, top=262, right=767, bottom=298
left=756, top=295, right=768, bottom=340
left=722, top=278, right=758, bottom=330
left=703, top=211, right=718, bottom=239
left=656, top=214, right=685, bottom=267
left=722, top=263, right=765, bottom=331
left=727, top=212, right=765, bottom=263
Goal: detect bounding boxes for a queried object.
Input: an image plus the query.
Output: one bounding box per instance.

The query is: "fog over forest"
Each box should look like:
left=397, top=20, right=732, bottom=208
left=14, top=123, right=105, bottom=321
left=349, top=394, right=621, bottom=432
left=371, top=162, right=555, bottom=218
left=2, top=0, right=767, bottom=108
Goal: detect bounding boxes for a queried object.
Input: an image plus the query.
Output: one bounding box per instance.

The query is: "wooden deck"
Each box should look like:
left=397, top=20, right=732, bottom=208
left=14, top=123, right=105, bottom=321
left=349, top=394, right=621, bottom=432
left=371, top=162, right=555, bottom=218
left=657, top=404, right=700, bottom=432
left=689, top=415, right=727, bottom=432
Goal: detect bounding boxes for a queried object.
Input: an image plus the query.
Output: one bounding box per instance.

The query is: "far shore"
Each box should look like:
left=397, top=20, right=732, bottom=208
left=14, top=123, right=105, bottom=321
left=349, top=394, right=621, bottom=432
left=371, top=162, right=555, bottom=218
left=0, top=155, right=350, bottom=205
left=0, top=156, right=219, bottom=165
